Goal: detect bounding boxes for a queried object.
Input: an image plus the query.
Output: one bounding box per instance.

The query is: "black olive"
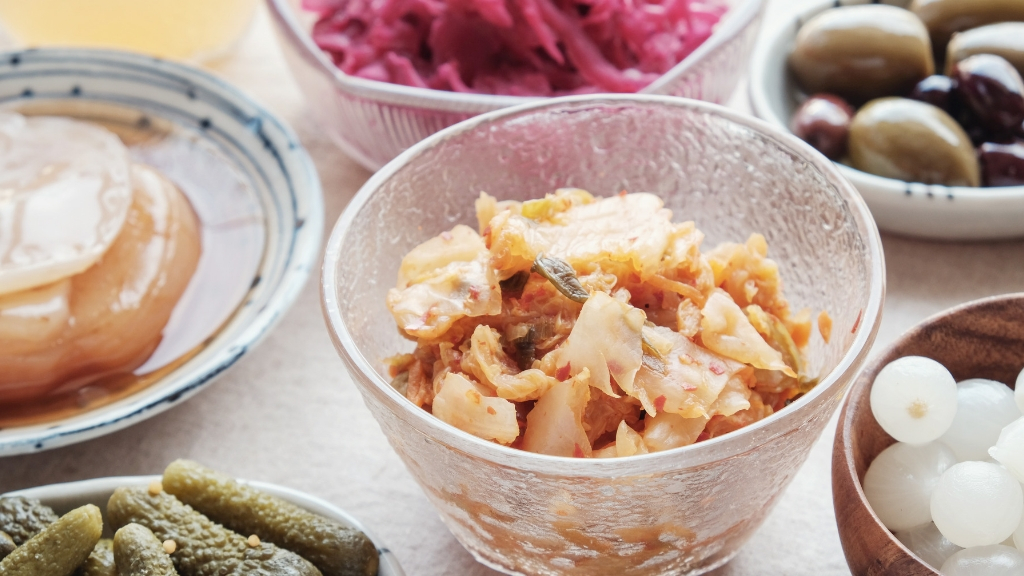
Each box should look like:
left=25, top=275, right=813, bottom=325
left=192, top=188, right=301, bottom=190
left=979, top=141, right=1024, bottom=187
left=953, top=54, right=1024, bottom=137
left=790, top=94, right=855, bottom=160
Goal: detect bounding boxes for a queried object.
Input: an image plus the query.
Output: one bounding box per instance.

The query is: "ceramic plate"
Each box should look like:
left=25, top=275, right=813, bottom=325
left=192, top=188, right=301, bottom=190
left=748, top=0, right=1024, bottom=240
left=5, top=476, right=404, bottom=576
left=0, top=48, right=323, bottom=455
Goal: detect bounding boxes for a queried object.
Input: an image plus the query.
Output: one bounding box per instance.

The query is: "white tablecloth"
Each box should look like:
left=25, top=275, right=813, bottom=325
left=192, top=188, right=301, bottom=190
left=4, top=1, right=1024, bottom=574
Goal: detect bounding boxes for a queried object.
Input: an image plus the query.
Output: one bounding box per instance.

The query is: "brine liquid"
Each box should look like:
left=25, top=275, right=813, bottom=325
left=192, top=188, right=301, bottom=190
left=0, top=0, right=258, bottom=62
left=0, top=101, right=266, bottom=427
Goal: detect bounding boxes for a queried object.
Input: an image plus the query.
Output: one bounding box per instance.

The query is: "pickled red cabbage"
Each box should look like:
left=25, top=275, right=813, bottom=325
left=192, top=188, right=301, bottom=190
left=304, top=0, right=728, bottom=96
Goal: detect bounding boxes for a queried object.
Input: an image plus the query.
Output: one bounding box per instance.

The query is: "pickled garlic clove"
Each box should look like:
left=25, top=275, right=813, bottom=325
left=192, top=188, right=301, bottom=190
left=939, top=545, right=1024, bottom=576
left=0, top=113, right=132, bottom=296
left=870, top=356, right=958, bottom=445
left=938, top=378, right=1019, bottom=462
left=0, top=163, right=200, bottom=403
left=863, top=441, right=956, bottom=531
left=988, top=416, right=1024, bottom=484
left=894, top=522, right=961, bottom=570
left=930, top=461, right=1023, bottom=548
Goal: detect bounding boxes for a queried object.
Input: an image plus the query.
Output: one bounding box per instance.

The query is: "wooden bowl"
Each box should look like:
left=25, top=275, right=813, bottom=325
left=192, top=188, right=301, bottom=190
left=832, top=294, right=1024, bottom=575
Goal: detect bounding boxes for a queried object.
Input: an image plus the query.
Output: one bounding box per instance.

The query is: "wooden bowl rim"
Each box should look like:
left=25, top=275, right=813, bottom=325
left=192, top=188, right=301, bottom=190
left=834, top=292, right=1024, bottom=574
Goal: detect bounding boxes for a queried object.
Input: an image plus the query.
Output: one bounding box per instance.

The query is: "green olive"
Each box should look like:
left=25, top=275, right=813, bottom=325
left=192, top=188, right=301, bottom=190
left=789, top=5, right=934, bottom=105
left=911, top=0, right=1024, bottom=53
left=946, top=22, right=1024, bottom=78
left=849, top=97, right=980, bottom=187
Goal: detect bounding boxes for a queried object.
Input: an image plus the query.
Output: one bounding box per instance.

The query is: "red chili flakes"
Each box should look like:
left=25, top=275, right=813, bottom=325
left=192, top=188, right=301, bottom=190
left=573, top=443, right=585, bottom=458
left=851, top=309, right=863, bottom=333
left=709, top=362, right=725, bottom=376
left=556, top=363, right=572, bottom=381
left=468, top=285, right=481, bottom=300
left=618, top=190, right=628, bottom=198
left=440, top=231, right=453, bottom=241
left=654, top=395, right=667, bottom=412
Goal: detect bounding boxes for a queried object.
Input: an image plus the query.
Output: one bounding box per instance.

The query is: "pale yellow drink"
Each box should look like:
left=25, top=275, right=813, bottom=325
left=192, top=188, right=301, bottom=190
left=0, top=0, right=258, bottom=62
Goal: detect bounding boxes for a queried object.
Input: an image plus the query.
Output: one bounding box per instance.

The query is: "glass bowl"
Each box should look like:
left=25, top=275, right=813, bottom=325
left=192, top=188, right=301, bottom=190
left=321, top=95, right=885, bottom=575
left=267, top=0, right=765, bottom=171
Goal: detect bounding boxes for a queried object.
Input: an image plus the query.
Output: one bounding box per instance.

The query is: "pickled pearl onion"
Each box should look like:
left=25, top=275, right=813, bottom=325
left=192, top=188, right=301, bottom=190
left=0, top=112, right=132, bottom=296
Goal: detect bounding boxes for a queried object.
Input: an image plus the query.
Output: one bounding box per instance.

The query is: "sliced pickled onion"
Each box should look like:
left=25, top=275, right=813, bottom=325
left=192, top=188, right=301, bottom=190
left=0, top=112, right=132, bottom=296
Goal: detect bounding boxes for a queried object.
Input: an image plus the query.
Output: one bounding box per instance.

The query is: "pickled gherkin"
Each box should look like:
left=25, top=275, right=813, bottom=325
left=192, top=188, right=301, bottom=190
left=75, top=539, right=117, bottom=576
left=0, top=496, right=59, bottom=545
left=0, top=504, right=103, bottom=576
left=113, top=524, right=177, bottom=576
left=107, top=486, right=321, bottom=576
left=163, top=460, right=378, bottom=576
left=0, top=530, right=14, bottom=560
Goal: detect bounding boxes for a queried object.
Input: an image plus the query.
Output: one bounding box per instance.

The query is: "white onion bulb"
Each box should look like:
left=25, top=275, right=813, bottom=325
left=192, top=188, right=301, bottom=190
left=863, top=442, right=957, bottom=530
left=931, top=461, right=1024, bottom=548
left=939, top=379, right=1020, bottom=462
left=870, top=356, right=958, bottom=445
left=940, top=545, right=1024, bottom=576
left=894, top=522, right=961, bottom=570
left=989, top=417, right=1024, bottom=484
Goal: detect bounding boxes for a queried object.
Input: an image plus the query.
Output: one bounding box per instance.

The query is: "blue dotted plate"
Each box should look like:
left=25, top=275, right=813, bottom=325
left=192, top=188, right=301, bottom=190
left=0, top=48, right=324, bottom=456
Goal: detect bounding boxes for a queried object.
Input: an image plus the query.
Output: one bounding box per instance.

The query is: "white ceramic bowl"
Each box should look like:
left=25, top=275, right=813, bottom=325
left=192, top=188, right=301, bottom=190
left=749, top=0, right=1024, bottom=241
left=268, top=0, right=766, bottom=170
left=4, top=475, right=404, bottom=576
left=0, top=48, right=324, bottom=456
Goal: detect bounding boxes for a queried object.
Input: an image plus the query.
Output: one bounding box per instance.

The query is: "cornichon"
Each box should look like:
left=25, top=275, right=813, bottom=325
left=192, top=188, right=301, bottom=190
left=532, top=254, right=589, bottom=303
left=114, top=523, right=177, bottom=576
left=76, top=539, right=116, bottom=576
left=107, top=486, right=321, bottom=576
left=0, top=496, right=59, bottom=545
left=0, top=530, right=14, bottom=560
left=163, top=460, right=378, bottom=576
left=0, top=504, right=103, bottom=576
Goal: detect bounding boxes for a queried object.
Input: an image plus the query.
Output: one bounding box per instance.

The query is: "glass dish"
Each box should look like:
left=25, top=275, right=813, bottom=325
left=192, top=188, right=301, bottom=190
left=267, top=0, right=766, bottom=170
left=321, top=95, right=885, bottom=575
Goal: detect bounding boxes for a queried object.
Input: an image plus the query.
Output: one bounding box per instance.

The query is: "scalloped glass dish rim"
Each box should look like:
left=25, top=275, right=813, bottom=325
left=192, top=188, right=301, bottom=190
left=269, top=0, right=766, bottom=108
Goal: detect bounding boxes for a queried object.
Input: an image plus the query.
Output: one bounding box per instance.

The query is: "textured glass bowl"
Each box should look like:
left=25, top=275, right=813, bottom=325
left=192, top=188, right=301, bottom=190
left=267, top=0, right=765, bottom=171
left=321, top=95, right=885, bottom=575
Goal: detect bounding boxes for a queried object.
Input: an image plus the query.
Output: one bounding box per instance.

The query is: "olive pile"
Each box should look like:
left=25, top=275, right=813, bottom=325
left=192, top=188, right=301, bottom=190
left=788, top=0, right=1024, bottom=188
